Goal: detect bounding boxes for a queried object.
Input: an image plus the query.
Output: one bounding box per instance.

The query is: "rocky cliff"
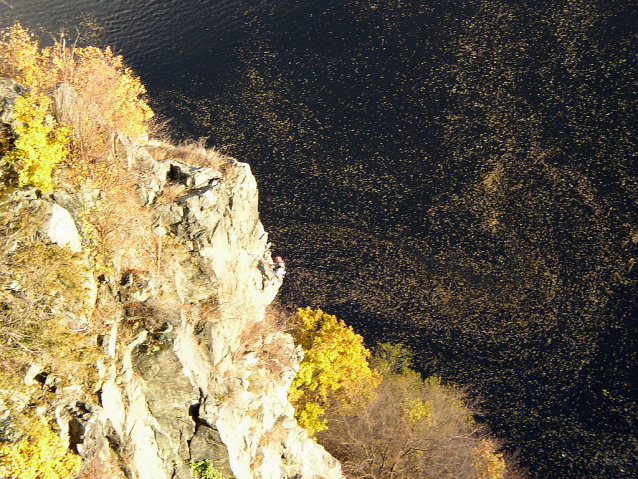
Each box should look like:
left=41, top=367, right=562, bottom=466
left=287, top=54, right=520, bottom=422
left=0, top=78, right=342, bottom=479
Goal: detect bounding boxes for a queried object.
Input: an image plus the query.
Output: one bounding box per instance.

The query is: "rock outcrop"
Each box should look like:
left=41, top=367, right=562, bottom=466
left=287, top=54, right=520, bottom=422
left=0, top=81, right=343, bottom=479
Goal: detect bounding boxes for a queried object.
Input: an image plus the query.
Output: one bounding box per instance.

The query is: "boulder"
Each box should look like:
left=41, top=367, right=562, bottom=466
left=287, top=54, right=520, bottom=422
left=46, top=202, right=82, bottom=253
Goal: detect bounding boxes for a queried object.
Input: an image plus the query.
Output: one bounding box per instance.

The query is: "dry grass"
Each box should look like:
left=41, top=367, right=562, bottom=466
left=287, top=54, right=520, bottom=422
left=192, top=296, right=222, bottom=324
left=231, top=302, right=296, bottom=371
left=53, top=83, right=115, bottom=177
left=153, top=182, right=187, bottom=206
left=243, top=303, right=294, bottom=350
left=264, top=302, right=296, bottom=334
left=175, top=141, right=227, bottom=170
left=141, top=137, right=228, bottom=170
left=93, top=284, right=124, bottom=325
left=138, top=139, right=176, bottom=162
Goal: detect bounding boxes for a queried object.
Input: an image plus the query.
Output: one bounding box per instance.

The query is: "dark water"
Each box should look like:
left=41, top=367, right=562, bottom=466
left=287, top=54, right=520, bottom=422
left=3, top=1, right=638, bottom=477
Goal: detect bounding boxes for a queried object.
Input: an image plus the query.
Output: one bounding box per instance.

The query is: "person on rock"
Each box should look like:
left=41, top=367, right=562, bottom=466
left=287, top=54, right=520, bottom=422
left=250, top=252, right=286, bottom=289
left=270, top=256, right=286, bottom=281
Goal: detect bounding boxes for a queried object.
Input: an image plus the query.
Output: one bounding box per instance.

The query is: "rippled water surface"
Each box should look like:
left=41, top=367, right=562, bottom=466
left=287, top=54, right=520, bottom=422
left=2, top=1, right=638, bottom=477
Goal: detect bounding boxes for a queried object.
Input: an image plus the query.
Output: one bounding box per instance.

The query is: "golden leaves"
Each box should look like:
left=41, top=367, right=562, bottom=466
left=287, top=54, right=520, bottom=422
left=8, top=92, right=69, bottom=191
left=0, top=22, right=154, bottom=189
left=0, top=23, right=153, bottom=138
left=288, top=307, right=380, bottom=436
left=0, top=419, right=82, bottom=479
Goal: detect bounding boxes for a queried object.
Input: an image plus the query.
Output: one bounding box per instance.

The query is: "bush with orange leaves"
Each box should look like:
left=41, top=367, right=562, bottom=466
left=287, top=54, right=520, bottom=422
left=0, top=23, right=153, bottom=190
left=0, top=23, right=153, bottom=137
left=67, top=45, right=153, bottom=138
left=0, top=24, right=49, bottom=90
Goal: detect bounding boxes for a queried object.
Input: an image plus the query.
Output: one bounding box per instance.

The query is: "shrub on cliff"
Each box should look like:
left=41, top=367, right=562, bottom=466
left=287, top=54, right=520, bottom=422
left=0, top=24, right=49, bottom=90
left=290, top=310, right=515, bottom=478
left=7, top=92, right=69, bottom=191
left=0, top=205, right=101, bottom=399
left=0, top=418, right=82, bottom=479
left=0, top=23, right=153, bottom=136
left=288, top=307, right=380, bottom=435
left=190, top=460, right=226, bottom=479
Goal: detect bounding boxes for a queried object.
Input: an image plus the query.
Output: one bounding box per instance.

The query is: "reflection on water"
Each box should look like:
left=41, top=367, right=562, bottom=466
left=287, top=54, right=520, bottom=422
left=2, top=1, right=638, bottom=477
left=0, top=0, right=256, bottom=86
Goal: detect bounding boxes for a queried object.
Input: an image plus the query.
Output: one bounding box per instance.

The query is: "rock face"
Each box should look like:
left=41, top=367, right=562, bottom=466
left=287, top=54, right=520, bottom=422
left=0, top=77, right=22, bottom=127
left=0, top=81, right=342, bottom=479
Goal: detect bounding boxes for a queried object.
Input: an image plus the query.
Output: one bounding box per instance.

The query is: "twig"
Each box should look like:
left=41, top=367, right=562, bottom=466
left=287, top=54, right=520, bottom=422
left=7, top=335, right=34, bottom=353
left=68, top=27, right=80, bottom=81
left=156, top=217, right=162, bottom=275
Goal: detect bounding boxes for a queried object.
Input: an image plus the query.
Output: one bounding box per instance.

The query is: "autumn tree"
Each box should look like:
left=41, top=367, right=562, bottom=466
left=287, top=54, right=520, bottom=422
left=287, top=311, right=513, bottom=477
left=315, top=342, right=511, bottom=479
left=0, top=24, right=50, bottom=89
left=288, top=307, right=380, bottom=435
left=0, top=23, right=153, bottom=136
left=64, top=45, right=154, bottom=138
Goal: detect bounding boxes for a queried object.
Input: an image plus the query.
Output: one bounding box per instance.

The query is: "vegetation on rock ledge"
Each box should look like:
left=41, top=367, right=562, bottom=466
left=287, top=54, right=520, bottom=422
left=0, top=419, right=82, bottom=479
left=290, top=308, right=516, bottom=478
left=0, top=23, right=153, bottom=191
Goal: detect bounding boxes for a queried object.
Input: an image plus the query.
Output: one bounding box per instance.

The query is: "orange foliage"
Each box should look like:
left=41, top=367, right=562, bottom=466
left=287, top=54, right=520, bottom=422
left=71, top=46, right=154, bottom=137
left=0, top=23, right=153, bottom=138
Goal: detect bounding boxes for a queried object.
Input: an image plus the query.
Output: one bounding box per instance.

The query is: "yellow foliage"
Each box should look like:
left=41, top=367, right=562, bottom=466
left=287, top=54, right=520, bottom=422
left=0, top=24, right=50, bottom=89
left=371, top=341, right=414, bottom=375
left=423, top=375, right=442, bottom=388
left=7, top=92, right=69, bottom=191
left=407, top=398, right=433, bottom=424
left=296, top=402, right=328, bottom=435
left=0, top=22, right=154, bottom=190
left=0, top=419, right=82, bottom=479
left=474, top=440, right=507, bottom=479
left=289, top=307, right=380, bottom=435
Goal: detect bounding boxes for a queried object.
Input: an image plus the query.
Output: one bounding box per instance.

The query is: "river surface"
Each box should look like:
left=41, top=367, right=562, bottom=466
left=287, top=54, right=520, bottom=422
left=2, top=1, right=638, bottom=477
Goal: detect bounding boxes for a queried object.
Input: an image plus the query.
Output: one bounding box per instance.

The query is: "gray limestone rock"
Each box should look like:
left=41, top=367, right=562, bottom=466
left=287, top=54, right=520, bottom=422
left=0, top=77, right=22, bottom=127
left=132, top=335, right=198, bottom=463
left=190, top=423, right=236, bottom=478
left=154, top=202, right=185, bottom=226
left=0, top=125, right=343, bottom=478
left=157, top=160, right=222, bottom=190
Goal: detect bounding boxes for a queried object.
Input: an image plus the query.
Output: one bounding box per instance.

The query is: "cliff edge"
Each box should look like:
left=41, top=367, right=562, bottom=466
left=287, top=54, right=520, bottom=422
left=0, top=78, right=342, bottom=479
